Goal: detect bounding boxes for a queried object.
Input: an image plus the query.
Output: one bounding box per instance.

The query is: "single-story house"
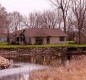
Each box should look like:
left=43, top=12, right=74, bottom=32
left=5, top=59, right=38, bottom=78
left=11, top=28, right=67, bottom=45
left=74, top=31, right=86, bottom=44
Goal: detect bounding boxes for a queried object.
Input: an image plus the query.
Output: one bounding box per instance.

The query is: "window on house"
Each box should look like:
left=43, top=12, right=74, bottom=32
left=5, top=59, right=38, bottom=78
left=16, top=37, right=19, bottom=41
left=21, top=36, right=25, bottom=41
left=20, top=33, right=25, bottom=42
left=47, top=37, right=50, bottom=44
left=59, top=36, right=65, bottom=41
left=35, top=37, right=43, bottom=44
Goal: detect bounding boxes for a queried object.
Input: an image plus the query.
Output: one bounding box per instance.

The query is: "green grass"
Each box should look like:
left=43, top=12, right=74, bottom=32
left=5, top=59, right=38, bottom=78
left=0, top=42, right=8, bottom=45
left=0, top=42, right=86, bottom=48
left=66, top=41, right=75, bottom=44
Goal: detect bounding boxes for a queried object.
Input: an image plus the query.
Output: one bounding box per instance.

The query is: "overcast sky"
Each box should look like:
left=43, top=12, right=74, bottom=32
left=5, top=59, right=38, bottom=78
left=0, top=0, right=52, bottom=16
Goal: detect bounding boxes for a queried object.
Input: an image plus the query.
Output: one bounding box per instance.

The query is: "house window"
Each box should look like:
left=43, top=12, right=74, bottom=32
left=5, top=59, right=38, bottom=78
left=47, top=37, right=50, bottom=44
left=35, top=37, right=43, bottom=44
left=59, top=36, right=65, bottom=41
left=16, top=37, right=19, bottom=41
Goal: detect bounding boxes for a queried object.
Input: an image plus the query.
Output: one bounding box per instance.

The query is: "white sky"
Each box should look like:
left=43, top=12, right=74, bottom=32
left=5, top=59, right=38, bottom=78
left=0, top=0, right=52, bottom=16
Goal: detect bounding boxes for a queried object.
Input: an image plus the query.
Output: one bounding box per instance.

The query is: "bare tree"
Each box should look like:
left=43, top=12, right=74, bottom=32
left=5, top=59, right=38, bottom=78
left=29, top=12, right=42, bottom=28
left=0, top=4, right=11, bottom=44
left=42, top=11, right=58, bottom=28
left=0, top=5, right=9, bottom=32
left=18, top=10, right=62, bottom=29
left=67, top=16, right=76, bottom=41
left=57, top=10, right=63, bottom=29
left=22, top=12, right=41, bottom=28
left=28, top=11, right=58, bottom=28
left=22, top=16, right=30, bottom=28
left=8, top=12, right=23, bottom=32
left=49, top=0, right=71, bottom=33
left=72, top=0, right=86, bottom=44
left=82, top=14, right=86, bottom=32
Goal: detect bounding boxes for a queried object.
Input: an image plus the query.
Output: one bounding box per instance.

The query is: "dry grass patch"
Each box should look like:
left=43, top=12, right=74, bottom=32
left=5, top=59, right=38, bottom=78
left=30, top=56, right=86, bottom=80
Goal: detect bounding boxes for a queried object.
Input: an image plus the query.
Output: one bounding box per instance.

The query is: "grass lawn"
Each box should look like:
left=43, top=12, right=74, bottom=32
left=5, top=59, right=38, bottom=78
left=0, top=42, right=86, bottom=48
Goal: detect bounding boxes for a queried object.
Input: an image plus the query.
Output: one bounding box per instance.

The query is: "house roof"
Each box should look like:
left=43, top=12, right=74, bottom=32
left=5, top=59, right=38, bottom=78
left=12, top=28, right=67, bottom=37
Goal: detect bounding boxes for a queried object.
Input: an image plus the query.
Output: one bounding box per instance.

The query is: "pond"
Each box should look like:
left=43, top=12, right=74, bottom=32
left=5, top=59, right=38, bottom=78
left=0, top=62, right=47, bottom=80
left=0, top=52, right=74, bottom=80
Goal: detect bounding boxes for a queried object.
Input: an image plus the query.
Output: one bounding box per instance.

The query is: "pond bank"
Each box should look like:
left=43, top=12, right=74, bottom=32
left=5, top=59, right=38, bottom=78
left=0, top=47, right=86, bottom=66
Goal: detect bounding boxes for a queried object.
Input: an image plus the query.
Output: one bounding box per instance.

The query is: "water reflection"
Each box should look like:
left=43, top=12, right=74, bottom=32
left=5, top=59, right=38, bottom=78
left=0, top=54, right=68, bottom=80
left=0, top=73, right=29, bottom=80
left=0, top=62, right=46, bottom=80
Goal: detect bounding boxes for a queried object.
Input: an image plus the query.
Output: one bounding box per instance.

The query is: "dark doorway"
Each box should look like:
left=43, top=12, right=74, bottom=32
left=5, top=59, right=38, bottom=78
left=47, top=37, right=50, bottom=44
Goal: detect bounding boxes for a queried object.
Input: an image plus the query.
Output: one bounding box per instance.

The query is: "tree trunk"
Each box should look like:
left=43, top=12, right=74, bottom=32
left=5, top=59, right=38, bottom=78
left=78, top=29, right=81, bottom=45
left=7, top=29, right=10, bottom=45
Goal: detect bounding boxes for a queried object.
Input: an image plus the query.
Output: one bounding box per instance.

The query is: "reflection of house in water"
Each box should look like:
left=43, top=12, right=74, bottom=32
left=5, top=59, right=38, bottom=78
left=11, top=28, right=67, bottom=45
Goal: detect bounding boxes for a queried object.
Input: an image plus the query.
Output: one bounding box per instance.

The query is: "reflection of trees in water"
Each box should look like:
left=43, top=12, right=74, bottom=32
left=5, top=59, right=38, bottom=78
left=26, top=55, right=65, bottom=66
left=13, top=54, right=68, bottom=66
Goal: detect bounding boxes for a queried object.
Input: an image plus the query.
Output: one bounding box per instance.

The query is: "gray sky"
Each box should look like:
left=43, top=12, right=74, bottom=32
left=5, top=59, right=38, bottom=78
left=0, top=0, right=52, bottom=16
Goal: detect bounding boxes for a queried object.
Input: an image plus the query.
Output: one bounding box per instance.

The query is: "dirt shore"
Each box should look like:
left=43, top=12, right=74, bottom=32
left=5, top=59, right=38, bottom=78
left=29, top=55, right=86, bottom=80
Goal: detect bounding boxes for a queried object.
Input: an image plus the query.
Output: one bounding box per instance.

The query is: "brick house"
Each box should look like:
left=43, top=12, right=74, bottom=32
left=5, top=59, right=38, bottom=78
left=11, top=28, right=67, bottom=45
